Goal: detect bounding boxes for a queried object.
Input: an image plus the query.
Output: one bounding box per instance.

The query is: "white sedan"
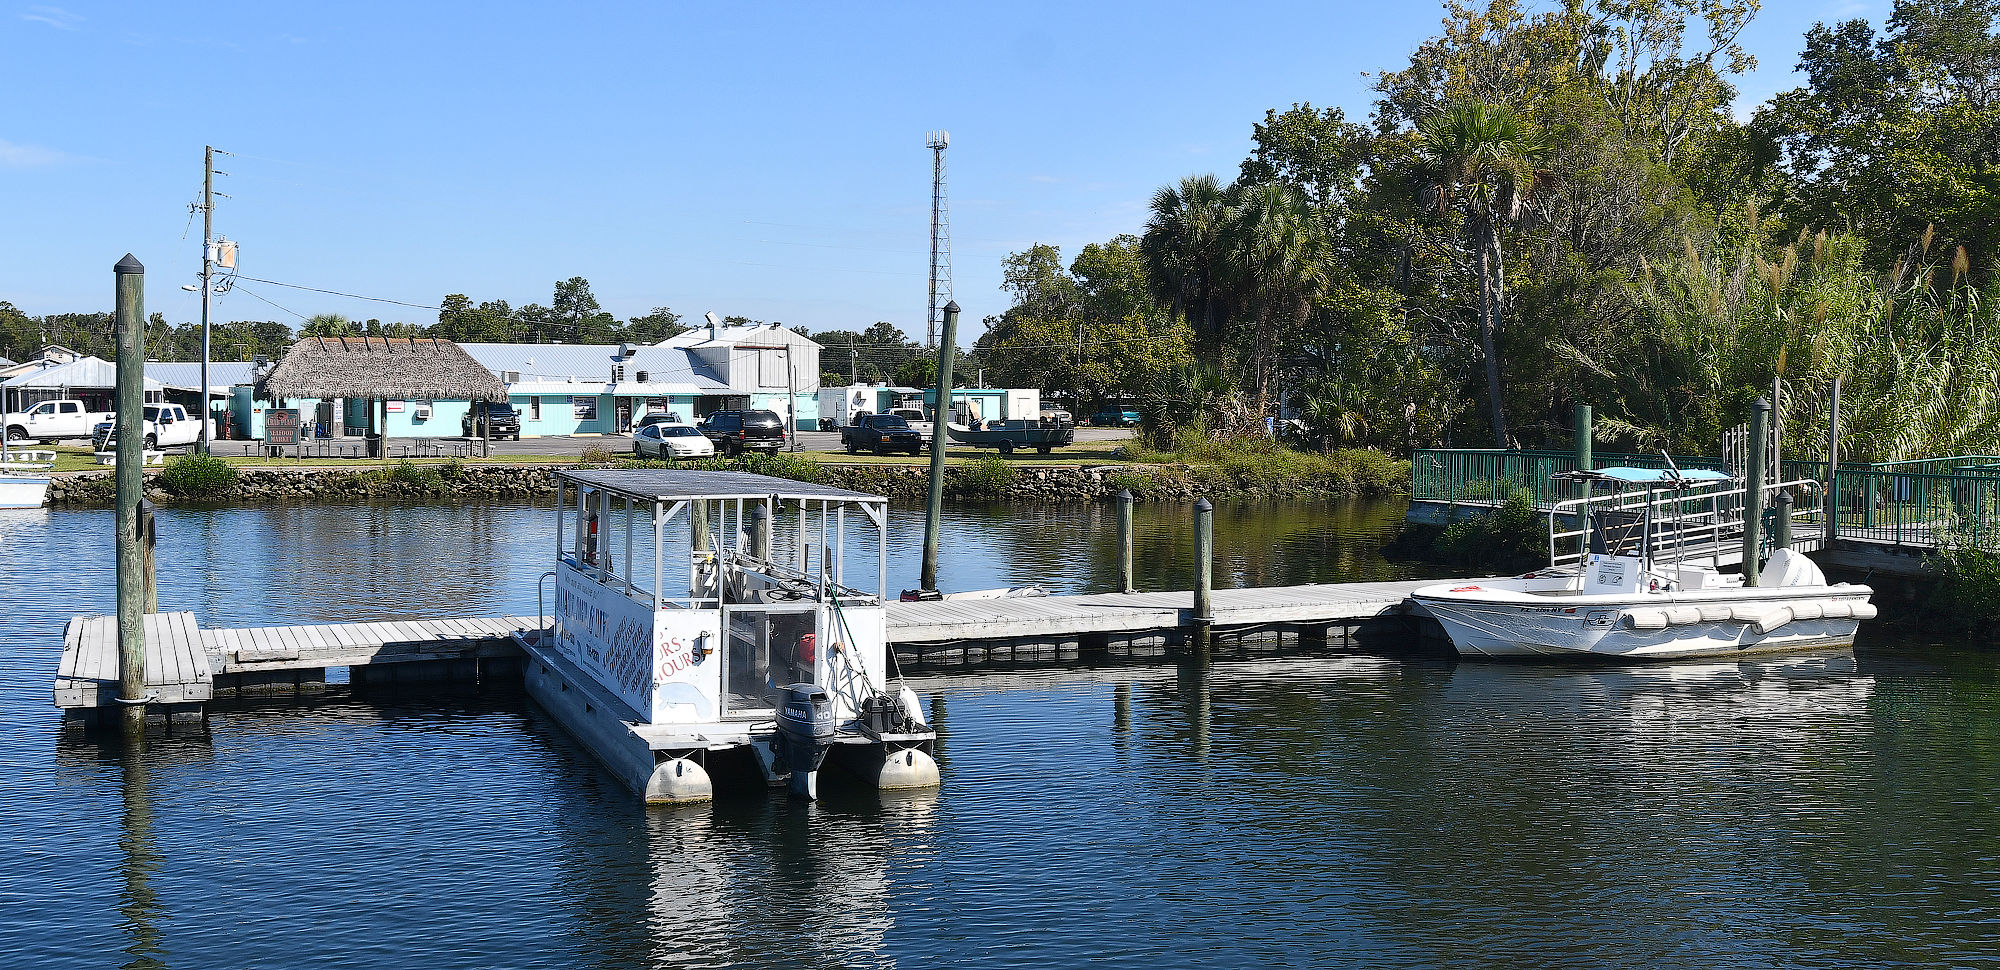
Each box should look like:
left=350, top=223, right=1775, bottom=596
left=632, top=423, right=716, bottom=459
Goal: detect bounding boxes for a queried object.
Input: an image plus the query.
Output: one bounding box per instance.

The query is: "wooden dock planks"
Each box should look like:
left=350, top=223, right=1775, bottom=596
left=54, top=611, right=214, bottom=708
left=881, top=579, right=1458, bottom=644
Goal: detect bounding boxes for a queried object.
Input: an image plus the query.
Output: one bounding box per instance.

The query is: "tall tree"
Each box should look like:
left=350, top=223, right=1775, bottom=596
left=1141, top=174, right=1233, bottom=345
left=1412, top=101, right=1552, bottom=446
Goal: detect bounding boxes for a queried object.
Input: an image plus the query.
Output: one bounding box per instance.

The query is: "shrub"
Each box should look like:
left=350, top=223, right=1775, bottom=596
left=578, top=445, right=617, bottom=465
left=157, top=453, right=238, bottom=498
left=1433, top=490, right=1547, bottom=571
left=742, top=451, right=825, bottom=484
left=440, top=458, right=467, bottom=481
left=1928, top=531, right=2000, bottom=626
left=959, top=456, right=1017, bottom=497
left=373, top=459, right=444, bottom=490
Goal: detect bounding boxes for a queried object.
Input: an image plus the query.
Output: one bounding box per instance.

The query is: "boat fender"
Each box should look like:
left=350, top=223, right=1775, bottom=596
left=1852, top=603, right=1878, bottom=620
left=1752, top=607, right=1795, bottom=635
left=1627, top=610, right=1669, bottom=631
left=1728, top=606, right=1763, bottom=623
left=1790, top=602, right=1825, bottom=622
left=1698, top=605, right=1734, bottom=622
left=1665, top=606, right=1702, bottom=626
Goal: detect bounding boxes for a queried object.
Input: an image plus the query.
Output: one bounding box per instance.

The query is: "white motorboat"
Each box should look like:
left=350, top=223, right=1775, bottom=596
left=0, top=446, right=54, bottom=509
left=1412, top=466, right=1875, bottom=660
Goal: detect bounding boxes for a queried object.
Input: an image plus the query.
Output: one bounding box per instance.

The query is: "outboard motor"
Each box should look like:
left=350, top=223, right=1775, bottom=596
left=774, top=683, right=836, bottom=798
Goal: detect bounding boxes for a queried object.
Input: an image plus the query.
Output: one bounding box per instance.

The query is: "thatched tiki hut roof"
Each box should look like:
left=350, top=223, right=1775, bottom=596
left=261, top=336, right=509, bottom=403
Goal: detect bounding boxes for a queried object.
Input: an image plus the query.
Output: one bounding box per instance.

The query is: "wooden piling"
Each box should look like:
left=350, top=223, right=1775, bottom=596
left=1116, top=489, right=1134, bottom=594
left=1775, top=491, right=1794, bottom=550
left=113, top=254, right=148, bottom=734
left=1742, top=397, right=1771, bottom=586
left=1824, top=376, right=1842, bottom=544
left=1192, top=498, right=1213, bottom=661
left=139, top=499, right=156, bottom=615
left=919, top=301, right=960, bottom=592
left=748, top=501, right=770, bottom=561
left=1574, top=404, right=1592, bottom=472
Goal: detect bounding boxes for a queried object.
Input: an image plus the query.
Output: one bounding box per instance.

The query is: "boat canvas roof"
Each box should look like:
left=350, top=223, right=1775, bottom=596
left=557, top=468, right=886, bottom=505
left=1559, top=466, right=1733, bottom=484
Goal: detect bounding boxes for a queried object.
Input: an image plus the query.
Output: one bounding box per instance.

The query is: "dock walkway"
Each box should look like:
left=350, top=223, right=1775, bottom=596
left=54, top=580, right=1458, bottom=716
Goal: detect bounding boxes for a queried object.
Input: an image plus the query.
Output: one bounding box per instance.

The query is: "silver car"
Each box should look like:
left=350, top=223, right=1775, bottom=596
left=632, top=423, right=716, bottom=459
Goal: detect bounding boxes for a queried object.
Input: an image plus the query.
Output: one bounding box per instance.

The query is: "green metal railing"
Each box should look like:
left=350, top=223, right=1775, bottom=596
left=1415, top=448, right=2000, bottom=551
left=1409, top=449, right=1734, bottom=507
left=1830, top=465, right=2000, bottom=548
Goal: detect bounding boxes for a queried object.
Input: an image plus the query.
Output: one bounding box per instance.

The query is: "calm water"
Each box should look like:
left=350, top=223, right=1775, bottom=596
left=3, top=499, right=1998, bottom=968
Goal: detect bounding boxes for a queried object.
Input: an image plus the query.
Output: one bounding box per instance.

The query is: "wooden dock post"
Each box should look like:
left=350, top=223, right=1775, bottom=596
left=1116, top=489, right=1134, bottom=594
left=1192, top=499, right=1214, bottom=659
left=919, top=301, right=960, bottom=592
left=1742, top=396, right=1771, bottom=586
left=1824, top=376, right=1842, bottom=544
left=1774, top=490, right=1793, bottom=549
left=114, top=254, right=149, bottom=733
left=140, top=499, right=157, bottom=615
left=1574, top=404, right=1592, bottom=472
left=748, top=501, right=770, bottom=561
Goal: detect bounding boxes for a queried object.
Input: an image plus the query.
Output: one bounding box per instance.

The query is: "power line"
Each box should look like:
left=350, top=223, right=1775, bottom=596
left=228, top=283, right=307, bottom=321
left=232, top=275, right=443, bottom=311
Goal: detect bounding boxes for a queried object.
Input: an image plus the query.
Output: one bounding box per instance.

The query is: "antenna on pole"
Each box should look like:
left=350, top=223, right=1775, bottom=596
left=926, top=130, right=952, bottom=351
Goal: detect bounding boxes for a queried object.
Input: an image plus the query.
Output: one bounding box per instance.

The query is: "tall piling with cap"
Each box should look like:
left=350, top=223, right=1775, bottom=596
left=919, top=301, right=960, bottom=592
left=114, top=254, right=148, bottom=732
left=1191, top=498, right=1213, bottom=659
left=1741, top=397, right=1771, bottom=586
left=1116, top=489, right=1135, bottom=594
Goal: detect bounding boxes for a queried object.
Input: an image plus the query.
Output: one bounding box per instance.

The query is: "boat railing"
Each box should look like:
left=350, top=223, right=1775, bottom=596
left=1546, top=477, right=1821, bottom=568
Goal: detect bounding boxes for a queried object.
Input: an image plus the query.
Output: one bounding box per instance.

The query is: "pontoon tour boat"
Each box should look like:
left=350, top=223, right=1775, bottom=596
left=1412, top=466, right=1875, bottom=660
left=523, top=469, right=940, bottom=802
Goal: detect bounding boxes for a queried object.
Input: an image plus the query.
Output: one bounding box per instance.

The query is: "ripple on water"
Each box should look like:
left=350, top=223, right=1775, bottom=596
left=1, top=503, right=1998, bottom=968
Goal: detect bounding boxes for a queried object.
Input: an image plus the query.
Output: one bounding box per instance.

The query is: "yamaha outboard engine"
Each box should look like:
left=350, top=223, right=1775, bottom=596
left=774, top=683, right=836, bottom=799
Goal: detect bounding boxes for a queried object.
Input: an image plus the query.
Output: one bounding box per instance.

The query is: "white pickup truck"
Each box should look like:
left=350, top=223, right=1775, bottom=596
left=92, top=404, right=214, bottom=452
left=889, top=406, right=934, bottom=444
left=4, top=399, right=115, bottom=443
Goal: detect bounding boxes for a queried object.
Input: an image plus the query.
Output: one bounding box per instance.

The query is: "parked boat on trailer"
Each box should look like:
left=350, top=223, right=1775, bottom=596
left=1412, top=465, right=1875, bottom=660
left=0, top=443, right=53, bottom=509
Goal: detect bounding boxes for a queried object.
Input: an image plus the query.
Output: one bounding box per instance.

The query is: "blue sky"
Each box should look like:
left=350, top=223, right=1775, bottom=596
left=3, top=0, right=1881, bottom=346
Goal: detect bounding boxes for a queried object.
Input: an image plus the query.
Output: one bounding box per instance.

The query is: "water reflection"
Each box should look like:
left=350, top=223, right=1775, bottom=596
left=117, top=739, right=165, bottom=970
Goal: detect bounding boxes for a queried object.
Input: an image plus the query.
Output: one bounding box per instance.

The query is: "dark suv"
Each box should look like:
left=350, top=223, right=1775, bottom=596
left=462, top=402, right=521, bottom=440
left=698, top=409, right=786, bottom=455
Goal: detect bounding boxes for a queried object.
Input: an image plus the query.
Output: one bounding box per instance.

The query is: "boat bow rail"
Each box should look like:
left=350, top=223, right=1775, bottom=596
left=1545, top=473, right=1825, bottom=570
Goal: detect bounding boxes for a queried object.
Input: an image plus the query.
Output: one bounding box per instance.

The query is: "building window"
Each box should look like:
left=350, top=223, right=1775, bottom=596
left=529, top=397, right=542, bottom=421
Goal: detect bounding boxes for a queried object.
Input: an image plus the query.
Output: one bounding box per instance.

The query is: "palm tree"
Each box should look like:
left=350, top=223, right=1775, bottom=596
left=299, top=313, right=353, bottom=338
left=1227, top=182, right=1329, bottom=415
left=1141, top=174, right=1230, bottom=344
left=1412, top=101, right=1552, bottom=448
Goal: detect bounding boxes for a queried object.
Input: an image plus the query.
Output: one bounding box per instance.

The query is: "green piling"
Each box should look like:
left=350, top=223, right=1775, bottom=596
left=1742, top=397, right=1770, bottom=586
left=1574, top=404, right=1592, bottom=472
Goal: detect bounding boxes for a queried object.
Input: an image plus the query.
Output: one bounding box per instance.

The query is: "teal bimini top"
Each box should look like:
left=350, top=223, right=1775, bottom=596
left=1561, top=466, right=1733, bottom=484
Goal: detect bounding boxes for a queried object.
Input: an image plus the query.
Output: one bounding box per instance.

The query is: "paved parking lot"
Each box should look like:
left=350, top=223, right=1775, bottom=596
left=453, top=425, right=1137, bottom=457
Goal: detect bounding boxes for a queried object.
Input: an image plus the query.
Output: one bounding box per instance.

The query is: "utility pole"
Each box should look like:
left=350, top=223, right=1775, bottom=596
left=192, top=146, right=230, bottom=455
left=850, top=341, right=858, bottom=384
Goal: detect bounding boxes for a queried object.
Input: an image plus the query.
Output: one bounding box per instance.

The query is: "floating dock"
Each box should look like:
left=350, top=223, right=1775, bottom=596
left=55, top=578, right=1449, bottom=717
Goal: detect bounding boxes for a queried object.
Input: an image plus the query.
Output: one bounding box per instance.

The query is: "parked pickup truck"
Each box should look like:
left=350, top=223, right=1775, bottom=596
left=888, top=406, right=933, bottom=443
left=841, top=413, right=924, bottom=455
left=92, top=404, right=214, bottom=452
left=4, top=399, right=115, bottom=442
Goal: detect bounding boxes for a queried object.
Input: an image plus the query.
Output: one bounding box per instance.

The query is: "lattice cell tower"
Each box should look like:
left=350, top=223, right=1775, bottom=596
left=926, top=130, right=953, bottom=350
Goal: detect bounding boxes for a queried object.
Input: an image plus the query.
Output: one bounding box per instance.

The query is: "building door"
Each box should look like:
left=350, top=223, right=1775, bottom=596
left=616, top=399, right=633, bottom=433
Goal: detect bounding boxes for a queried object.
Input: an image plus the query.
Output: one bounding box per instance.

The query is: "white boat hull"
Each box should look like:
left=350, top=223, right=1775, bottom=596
left=1412, top=581, right=1875, bottom=661
left=0, top=476, right=49, bottom=509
